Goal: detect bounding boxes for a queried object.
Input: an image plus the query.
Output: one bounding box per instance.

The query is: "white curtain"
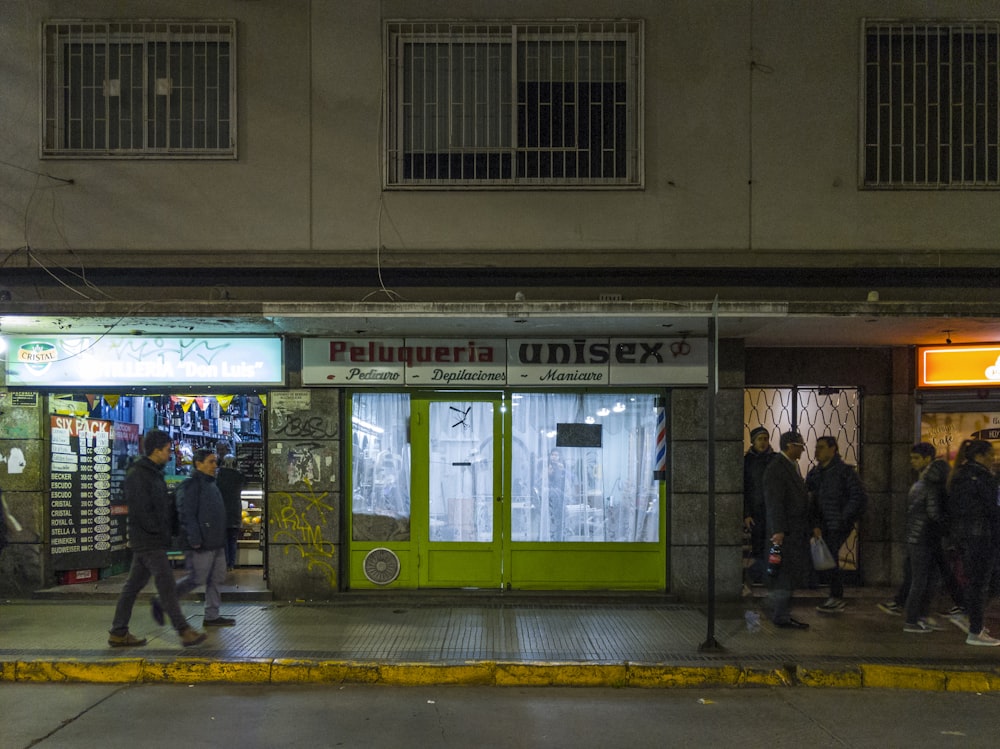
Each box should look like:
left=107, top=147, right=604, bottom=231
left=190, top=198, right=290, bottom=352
left=351, top=393, right=411, bottom=541
left=510, top=393, right=660, bottom=542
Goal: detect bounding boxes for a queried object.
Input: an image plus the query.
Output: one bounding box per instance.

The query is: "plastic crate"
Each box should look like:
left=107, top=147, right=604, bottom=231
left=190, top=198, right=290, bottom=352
left=58, top=568, right=99, bottom=585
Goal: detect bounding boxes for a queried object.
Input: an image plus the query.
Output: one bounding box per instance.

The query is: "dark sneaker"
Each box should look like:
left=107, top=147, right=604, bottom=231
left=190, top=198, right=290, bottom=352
left=903, top=621, right=933, bottom=633
left=180, top=627, right=208, bottom=647
left=108, top=631, right=147, bottom=647
left=203, top=616, right=236, bottom=627
left=877, top=601, right=903, bottom=616
left=151, top=597, right=165, bottom=626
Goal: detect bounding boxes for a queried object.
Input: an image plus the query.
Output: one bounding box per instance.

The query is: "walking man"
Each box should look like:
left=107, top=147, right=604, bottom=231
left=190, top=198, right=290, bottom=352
left=108, top=430, right=207, bottom=647
left=764, top=431, right=811, bottom=629
left=806, top=436, right=868, bottom=614
left=168, top=448, right=236, bottom=627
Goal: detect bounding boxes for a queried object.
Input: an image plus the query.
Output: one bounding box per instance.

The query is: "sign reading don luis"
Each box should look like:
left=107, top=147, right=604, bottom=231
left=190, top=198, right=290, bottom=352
left=301, top=337, right=707, bottom=386
left=6, top=336, right=284, bottom=387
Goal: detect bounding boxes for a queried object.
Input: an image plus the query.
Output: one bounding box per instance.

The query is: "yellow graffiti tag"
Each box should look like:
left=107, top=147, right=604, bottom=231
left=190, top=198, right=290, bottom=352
left=269, top=488, right=337, bottom=588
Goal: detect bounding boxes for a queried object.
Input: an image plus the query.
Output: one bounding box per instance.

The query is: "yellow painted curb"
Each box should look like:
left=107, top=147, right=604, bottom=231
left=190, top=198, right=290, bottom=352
left=496, top=663, right=627, bottom=687
left=796, top=665, right=863, bottom=689
left=0, top=661, right=17, bottom=682
left=15, top=659, right=143, bottom=683
left=142, top=658, right=272, bottom=683
left=378, top=662, right=496, bottom=686
left=861, top=664, right=945, bottom=691
left=943, top=670, right=1000, bottom=692
left=627, top=665, right=743, bottom=689
left=270, top=659, right=380, bottom=684
left=739, top=666, right=794, bottom=687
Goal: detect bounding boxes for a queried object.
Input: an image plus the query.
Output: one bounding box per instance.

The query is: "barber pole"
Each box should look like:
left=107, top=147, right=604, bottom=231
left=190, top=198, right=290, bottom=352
left=654, top=397, right=666, bottom=480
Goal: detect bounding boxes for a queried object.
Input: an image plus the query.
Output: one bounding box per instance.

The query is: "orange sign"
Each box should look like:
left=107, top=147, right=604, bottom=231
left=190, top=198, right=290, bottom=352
left=918, top=345, right=1000, bottom=387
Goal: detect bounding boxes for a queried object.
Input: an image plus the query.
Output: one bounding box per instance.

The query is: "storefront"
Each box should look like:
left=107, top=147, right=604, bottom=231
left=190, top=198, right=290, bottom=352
left=303, top=336, right=707, bottom=590
left=5, top=334, right=283, bottom=584
left=915, top=343, right=1000, bottom=460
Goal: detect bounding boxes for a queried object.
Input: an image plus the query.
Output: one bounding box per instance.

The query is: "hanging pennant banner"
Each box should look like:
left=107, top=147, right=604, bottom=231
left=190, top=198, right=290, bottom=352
left=217, top=395, right=235, bottom=412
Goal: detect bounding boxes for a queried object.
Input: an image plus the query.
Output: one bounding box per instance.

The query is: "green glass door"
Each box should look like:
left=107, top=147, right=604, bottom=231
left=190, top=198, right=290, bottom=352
left=415, top=396, right=503, bottom=587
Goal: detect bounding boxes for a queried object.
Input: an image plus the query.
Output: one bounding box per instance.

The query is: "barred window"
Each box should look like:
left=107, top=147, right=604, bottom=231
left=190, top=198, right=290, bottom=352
left=385, top=20, right=643, bottom=188
left=42, top=20, right=236, bottom=158
left=863, top=20, right=1000, bottom=188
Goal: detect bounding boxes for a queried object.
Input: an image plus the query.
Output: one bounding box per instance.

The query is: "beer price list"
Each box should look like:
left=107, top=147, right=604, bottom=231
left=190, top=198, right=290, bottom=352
left=50, top=416, right=123, bottom=568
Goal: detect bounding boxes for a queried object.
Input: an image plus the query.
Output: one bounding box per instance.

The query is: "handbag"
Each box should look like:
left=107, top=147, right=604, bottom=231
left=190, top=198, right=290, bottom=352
left=810, top=536, right=836, bottom=571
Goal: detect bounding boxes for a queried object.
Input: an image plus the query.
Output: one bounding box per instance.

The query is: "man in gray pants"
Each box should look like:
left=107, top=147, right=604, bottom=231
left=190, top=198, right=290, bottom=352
left=170, top=448, right=235, bottom=627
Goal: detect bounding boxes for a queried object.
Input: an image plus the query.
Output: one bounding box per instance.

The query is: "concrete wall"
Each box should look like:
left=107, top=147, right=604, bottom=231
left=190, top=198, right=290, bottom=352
left=2, top=0, right=998, bottom=278
left=0, top=391, right=49, bottom=596
left=669, top=339, right=745, bottom=602
left=265, top=388, right=343, bottom=601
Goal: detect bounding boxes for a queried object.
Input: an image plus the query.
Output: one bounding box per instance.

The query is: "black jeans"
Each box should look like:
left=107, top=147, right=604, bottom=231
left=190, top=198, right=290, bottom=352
left=904, top=542, right=939, bottom=624
left=963, top=537, right=997, bottom=636
left=111, top=549, right=189, bottom=635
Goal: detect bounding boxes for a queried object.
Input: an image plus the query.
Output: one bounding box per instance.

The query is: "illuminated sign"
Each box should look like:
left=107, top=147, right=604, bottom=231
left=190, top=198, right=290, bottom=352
left=5, top=336, right=284, bottom=388
left=301, top=337, right=708, bottom=386
left=917, top=345, right=1000, bottom=387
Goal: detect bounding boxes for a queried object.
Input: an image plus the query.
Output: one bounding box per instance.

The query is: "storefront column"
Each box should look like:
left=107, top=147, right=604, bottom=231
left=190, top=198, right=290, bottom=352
left=0, top=391, right=49, bottom=595
left=265, top=388, right=343, bottom=600
left=669, top=339, right=745, bottom=603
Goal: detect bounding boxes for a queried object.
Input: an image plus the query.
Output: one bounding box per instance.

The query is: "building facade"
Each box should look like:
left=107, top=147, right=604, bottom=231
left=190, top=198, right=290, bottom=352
left=2, top=1, right=1000, bottom=600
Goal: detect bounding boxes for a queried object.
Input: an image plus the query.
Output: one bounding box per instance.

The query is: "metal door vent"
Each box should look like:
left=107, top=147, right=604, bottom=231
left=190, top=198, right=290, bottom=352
left=363, top=547, right=400, bottom=585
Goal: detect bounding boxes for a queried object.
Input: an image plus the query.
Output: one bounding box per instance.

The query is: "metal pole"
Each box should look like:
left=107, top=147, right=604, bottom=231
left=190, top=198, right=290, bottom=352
left=700, top=297, right=723, bottom=652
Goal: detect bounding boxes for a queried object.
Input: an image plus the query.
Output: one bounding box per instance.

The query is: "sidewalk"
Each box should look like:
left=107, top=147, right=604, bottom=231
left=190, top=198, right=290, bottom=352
left=2, top=583, right=1000, bottom=691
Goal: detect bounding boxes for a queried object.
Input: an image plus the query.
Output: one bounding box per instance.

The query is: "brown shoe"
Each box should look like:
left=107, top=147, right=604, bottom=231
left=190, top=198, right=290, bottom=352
left=180, top=626, right=207, bottom=647
left=108, top=631, right=147, bottom=647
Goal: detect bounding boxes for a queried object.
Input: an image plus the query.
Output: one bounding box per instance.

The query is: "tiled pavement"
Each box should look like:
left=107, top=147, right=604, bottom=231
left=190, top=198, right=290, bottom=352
left=3, top=581, right=1000, bottom=689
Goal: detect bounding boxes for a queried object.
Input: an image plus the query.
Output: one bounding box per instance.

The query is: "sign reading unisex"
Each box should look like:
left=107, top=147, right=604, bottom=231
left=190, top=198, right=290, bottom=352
left=301, top=338, right=707, bottom=386
left=918, top=344, right=1000, bottom=387
left=6, top=336, right=285, bottom=388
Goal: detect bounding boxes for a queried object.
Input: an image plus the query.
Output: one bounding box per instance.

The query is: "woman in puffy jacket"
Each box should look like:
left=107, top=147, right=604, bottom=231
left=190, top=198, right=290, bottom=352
left=948, top=439, right=1000, bottom=646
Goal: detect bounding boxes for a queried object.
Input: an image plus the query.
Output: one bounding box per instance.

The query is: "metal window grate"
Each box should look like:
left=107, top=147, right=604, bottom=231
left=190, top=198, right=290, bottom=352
left=744, top=387, right=862, bottom=470
left=863, top=19, right=1000, bottom=188
left=42, top=20, right=236, bottom=158
left=744, top=386, right=863, bottom=575
left=385, top=20, right=642, bottom=187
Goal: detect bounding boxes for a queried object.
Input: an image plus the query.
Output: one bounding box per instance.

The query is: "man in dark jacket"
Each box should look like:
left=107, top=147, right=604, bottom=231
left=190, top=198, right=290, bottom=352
left=108, top=430, right=206, bottom=647
left=901, top=442, right=950, bottom=632
left=806, top=436, right=868, bottom=614
left=172, top=448, right=235, bottom=627
left=743, top=426, right=775, bottom=585
left=216, top=455, right=246, bottom=571
left=764, top=431, right=811, bottom=629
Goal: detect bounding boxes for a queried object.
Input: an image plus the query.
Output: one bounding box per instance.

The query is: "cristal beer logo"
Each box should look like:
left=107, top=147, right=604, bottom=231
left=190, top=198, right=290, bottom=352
left=16, top=341, right=58, bottom=373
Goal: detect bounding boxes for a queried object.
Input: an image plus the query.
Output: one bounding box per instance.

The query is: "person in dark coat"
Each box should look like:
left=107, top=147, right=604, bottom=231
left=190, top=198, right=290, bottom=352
left=743, top=426, right=775, bottom=585
left=901, top=442, right=950, bottom=632
left=806, top=436, right=868, bottom=613
left=764, top=431, right=811, bottom=629
left=948, top=439, right=1000, bottom=646
left=216, top=456, right=246, bottom=570
left=108, top=430, right=206, bottom=648
left=171, top=448, right=235, bottom=627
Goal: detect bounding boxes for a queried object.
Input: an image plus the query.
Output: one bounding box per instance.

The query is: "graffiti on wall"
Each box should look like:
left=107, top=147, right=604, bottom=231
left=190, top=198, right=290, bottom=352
left=269, top=486, right=337, bottom=588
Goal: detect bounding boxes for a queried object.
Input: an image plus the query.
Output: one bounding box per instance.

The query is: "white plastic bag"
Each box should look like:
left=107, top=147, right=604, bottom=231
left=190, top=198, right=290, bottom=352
left=810, top=537, right=836, bottom=571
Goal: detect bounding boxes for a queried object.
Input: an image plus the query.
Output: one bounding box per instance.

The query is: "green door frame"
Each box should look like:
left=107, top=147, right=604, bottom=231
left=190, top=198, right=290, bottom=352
left=412, top=393, right=505, bottom=588
left=347, top=389, right=667, bottom=591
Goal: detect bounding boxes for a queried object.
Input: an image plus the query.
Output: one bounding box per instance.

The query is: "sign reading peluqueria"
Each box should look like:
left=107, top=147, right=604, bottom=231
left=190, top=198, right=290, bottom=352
left=300, top=337, right=708, bottom=386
